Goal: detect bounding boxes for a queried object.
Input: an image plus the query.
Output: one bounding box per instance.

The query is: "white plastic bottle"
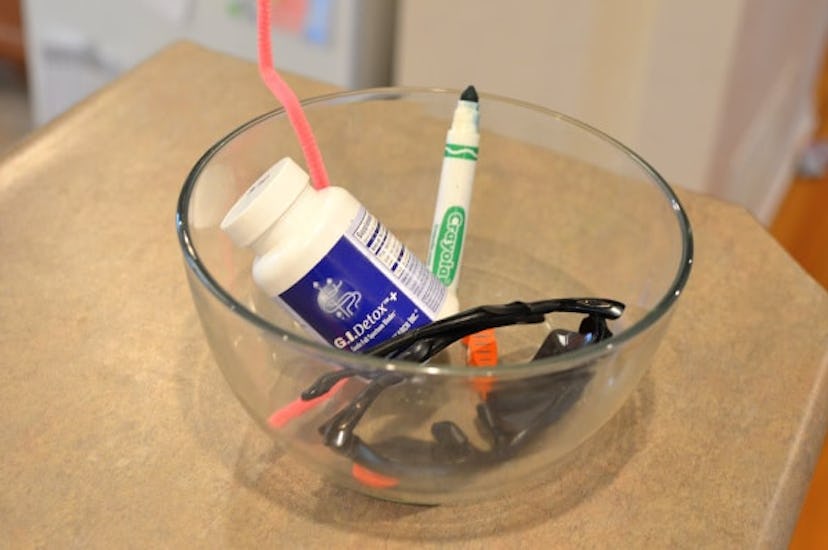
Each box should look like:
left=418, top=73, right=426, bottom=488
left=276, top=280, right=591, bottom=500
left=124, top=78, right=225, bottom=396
left=221, top=157, right=459, bottom=353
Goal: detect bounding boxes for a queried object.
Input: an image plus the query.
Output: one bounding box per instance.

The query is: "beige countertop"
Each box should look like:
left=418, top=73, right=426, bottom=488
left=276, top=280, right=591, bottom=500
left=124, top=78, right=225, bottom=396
left=2, top=42, right=827, bottom=548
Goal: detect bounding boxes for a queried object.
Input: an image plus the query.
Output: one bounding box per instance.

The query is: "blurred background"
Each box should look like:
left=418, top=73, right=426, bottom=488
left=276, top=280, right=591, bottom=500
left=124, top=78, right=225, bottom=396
left=2, top=0, right=828, bottom=224
left=1, top=0, right=826, bottom=545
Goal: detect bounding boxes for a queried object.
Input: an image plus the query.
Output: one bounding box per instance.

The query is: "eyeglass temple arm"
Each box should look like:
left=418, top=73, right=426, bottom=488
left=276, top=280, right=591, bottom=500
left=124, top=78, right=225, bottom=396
left=368, top=297, right=625, bottom=359
left=300, top=303, right=551, bottom=402
left=300, top=298, right=624, bottom=401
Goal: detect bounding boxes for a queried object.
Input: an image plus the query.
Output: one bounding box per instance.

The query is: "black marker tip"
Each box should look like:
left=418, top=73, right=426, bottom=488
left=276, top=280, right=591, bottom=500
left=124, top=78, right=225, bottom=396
left=460, top=85, right=478, bottom=103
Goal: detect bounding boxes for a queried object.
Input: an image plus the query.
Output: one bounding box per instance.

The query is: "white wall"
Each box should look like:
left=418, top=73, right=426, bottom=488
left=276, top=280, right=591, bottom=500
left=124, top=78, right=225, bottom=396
left=394, top=0, right=828, bottom=224
left=706, top=0, right=828, bottom=221
left=22, top=0, right=396, bottom=124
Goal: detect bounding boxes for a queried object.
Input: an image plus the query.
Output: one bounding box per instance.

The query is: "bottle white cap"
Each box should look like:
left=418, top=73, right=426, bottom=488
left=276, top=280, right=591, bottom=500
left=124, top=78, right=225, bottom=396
left=220, top=157, right=310, bottom=248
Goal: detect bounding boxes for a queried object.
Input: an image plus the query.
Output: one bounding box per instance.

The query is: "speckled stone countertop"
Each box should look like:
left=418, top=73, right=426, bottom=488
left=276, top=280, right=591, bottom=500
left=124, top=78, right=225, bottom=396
left=2, top=42, right=827, bottom=548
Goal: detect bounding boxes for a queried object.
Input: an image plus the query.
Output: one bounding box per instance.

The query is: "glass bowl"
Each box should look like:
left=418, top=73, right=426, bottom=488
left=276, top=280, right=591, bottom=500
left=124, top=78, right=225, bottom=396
left=176, top=87, right=693, bottom=505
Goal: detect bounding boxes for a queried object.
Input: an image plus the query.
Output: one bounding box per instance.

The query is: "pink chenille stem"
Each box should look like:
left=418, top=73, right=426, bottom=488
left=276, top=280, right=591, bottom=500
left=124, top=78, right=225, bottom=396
left=257, top=0, right=330, bottom=190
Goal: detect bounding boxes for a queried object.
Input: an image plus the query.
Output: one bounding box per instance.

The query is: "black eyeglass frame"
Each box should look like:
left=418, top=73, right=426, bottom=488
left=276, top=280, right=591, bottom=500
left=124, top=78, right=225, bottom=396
left=302, top=297, right=624, bottom=489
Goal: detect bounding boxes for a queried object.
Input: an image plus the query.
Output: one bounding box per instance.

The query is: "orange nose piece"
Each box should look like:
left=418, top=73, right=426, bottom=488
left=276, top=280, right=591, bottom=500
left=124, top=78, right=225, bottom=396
left=464, top=328, right=498, bottom=397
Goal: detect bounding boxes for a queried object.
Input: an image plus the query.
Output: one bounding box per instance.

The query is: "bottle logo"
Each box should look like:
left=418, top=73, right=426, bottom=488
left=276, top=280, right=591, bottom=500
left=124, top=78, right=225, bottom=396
left=313, top=278, right=362, bottom=319
left=431, top=206, right=465, bottom=286
left=444, top=143, right=479, bottom=161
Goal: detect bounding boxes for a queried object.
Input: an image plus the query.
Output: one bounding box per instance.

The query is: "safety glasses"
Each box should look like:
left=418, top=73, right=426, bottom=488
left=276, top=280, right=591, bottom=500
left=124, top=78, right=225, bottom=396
left=294, top=297, right=624, bottom=489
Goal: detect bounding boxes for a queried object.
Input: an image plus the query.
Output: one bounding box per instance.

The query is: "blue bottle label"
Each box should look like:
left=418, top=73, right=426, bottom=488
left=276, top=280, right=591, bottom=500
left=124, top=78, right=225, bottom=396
left=276, top=208, right=447, bottom=353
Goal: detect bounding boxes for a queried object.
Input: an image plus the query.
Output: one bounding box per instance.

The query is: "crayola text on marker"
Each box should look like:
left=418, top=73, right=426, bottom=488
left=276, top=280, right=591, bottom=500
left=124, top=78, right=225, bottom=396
left=432, top=206, right=466, bottom=286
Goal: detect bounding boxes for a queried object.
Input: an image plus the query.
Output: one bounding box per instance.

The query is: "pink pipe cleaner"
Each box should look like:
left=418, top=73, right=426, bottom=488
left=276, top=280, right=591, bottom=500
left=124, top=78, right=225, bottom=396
left=257, top=0, right=330, bottom=190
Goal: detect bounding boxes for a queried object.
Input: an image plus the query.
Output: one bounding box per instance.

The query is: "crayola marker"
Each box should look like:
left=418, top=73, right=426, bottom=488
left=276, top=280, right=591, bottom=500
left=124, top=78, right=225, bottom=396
left=427, top=85, right=480, bottom=292
left=427, top=86, right=497, bottom=393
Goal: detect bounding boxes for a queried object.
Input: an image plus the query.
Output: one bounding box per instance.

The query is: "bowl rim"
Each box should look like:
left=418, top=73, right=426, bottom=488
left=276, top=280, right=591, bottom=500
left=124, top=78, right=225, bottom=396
left=176, top=86, right=694, bottom=378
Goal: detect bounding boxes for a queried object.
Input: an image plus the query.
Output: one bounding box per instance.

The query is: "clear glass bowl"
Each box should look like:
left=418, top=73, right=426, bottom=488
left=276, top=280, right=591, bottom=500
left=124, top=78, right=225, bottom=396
left=176, top=88, right=693, bottom=504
